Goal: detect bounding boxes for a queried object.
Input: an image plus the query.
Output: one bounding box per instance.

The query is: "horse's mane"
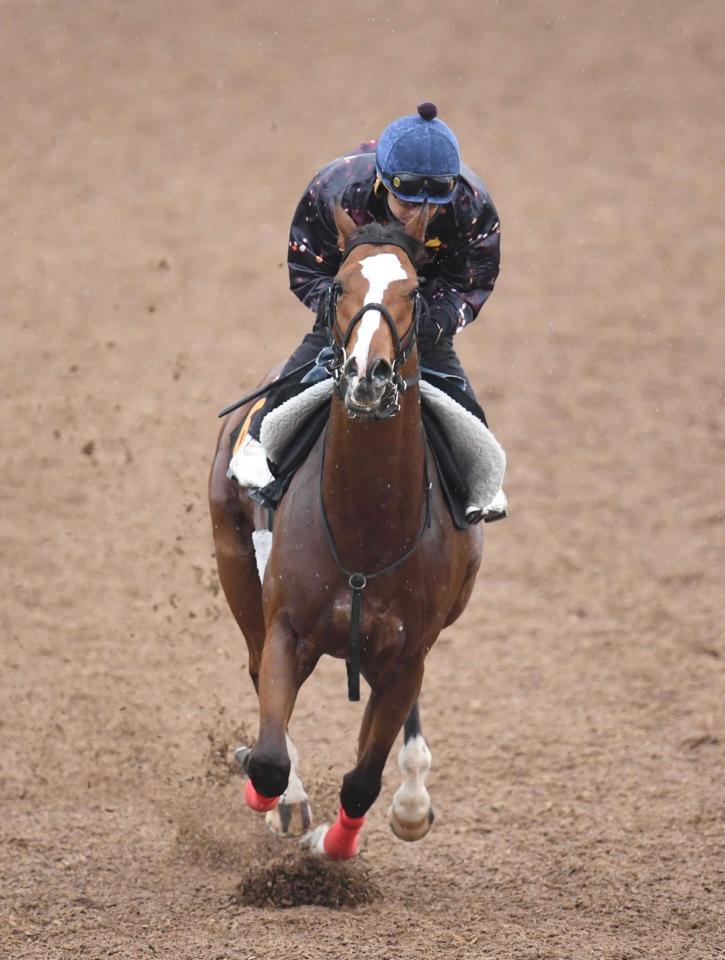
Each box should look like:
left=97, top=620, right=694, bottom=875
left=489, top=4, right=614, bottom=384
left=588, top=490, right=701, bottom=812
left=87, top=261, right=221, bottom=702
left=342, top=221, right=426, bottom=267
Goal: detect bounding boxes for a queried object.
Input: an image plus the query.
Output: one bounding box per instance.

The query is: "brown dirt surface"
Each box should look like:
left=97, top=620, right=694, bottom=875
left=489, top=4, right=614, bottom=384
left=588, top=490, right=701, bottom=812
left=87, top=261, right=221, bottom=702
left=2, top=2, right=724, bottom=958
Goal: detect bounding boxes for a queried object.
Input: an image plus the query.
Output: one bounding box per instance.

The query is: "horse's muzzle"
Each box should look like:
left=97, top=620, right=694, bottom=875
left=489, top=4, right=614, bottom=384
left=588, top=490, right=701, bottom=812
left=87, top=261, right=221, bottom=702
left=343, top=358, right=395, bottom=418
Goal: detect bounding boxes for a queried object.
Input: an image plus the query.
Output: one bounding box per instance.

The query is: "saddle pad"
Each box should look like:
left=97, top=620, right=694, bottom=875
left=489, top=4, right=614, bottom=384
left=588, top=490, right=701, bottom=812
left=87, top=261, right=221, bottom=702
left=419, top=380, right=505, bottom=511
left=249, top=378, right=506, bottom=525
left=261, top=379, right=334, bottom=464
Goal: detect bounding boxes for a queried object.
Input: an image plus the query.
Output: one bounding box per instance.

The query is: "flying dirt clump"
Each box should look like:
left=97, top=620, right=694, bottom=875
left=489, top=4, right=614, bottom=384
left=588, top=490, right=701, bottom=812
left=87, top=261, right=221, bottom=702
left=232, top=851, right=382, bottom=909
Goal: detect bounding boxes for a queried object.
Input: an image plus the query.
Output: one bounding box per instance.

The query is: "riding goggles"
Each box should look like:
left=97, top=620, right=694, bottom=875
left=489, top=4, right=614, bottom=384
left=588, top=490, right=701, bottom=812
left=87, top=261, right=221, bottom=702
left=381, top=170, right=458, bottom=203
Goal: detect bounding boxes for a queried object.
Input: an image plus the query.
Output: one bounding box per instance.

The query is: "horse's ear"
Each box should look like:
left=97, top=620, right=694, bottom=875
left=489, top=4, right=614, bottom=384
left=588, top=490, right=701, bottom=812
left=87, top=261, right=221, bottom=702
left=404, top=201, right=429, bottom=244
left=334, top=201, right=356, bottom=252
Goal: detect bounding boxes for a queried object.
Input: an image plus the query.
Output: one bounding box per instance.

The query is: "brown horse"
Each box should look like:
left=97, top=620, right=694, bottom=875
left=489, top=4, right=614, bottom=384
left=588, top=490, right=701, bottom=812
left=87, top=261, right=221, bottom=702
left=208, top=203, right=483, bottom=859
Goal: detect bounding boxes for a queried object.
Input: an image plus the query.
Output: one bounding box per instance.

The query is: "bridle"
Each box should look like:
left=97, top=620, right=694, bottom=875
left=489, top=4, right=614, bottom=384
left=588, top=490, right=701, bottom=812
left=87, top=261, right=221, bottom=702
left=321, top=240, right=426, bottom=420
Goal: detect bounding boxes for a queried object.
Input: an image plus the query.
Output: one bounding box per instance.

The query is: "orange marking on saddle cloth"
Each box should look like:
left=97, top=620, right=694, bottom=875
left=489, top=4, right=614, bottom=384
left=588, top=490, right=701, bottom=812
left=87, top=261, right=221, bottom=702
left=233, top=397, right=267, bottom=457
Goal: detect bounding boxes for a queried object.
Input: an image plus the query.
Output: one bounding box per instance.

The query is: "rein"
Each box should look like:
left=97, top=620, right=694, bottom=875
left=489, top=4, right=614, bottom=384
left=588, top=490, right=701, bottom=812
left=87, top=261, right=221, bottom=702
left=318, top=425, right=431, bottom=701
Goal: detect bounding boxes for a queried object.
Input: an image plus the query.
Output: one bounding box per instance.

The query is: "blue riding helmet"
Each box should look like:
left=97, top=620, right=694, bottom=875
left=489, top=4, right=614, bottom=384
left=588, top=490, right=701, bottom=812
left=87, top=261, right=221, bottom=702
left=376, top=102, right=461, bottom=205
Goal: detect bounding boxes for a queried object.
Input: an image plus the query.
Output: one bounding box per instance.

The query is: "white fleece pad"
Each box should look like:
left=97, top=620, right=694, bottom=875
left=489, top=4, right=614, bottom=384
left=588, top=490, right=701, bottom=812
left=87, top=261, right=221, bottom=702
left=419, top=380, right=506, bottom=509
left=256, top=377, right=506, bottom=508
left=260, top=378, right=334, bottom=465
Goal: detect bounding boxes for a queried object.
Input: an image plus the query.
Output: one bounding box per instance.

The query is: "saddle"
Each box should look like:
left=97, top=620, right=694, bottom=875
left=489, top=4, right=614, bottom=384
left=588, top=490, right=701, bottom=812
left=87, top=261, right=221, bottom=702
left=229, top=374, right=505, bottom=531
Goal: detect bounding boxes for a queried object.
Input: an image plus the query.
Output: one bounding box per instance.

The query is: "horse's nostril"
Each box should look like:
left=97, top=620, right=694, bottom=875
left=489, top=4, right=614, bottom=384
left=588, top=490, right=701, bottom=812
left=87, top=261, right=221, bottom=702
left=345, top=356, right=358, bottom=378
left=369, top=358, right=393, bottom=385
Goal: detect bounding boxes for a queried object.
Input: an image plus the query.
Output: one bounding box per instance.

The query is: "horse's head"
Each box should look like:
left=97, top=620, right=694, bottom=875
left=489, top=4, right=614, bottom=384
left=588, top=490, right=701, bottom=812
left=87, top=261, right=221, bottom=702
left=325, top=203, right=428, bottom=420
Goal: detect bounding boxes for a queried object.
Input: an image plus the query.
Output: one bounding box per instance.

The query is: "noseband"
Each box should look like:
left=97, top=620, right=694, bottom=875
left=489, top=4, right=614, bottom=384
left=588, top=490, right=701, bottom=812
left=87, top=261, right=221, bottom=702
left=322, top=242, right=425, bottom=420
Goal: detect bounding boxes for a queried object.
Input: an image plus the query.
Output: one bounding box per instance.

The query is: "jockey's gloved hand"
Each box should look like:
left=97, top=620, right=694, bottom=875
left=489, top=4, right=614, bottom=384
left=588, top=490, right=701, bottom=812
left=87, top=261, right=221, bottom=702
left=417, top=304, right=455, bottom=346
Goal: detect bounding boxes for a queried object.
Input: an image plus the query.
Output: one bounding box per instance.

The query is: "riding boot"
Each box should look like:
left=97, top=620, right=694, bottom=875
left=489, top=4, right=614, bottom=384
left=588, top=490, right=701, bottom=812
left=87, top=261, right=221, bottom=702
left=228, top=434, right=275, bottom=489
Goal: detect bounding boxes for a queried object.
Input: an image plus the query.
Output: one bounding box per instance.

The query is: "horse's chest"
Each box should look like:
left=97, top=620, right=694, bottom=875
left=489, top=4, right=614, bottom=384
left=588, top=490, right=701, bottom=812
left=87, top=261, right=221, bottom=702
left=304, top=586, right=410, bottom=660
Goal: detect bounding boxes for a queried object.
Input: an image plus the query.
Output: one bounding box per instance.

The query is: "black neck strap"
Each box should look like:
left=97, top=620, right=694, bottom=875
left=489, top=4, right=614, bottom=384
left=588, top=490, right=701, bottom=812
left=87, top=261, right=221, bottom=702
left=318, top=425, right=431, bottom=701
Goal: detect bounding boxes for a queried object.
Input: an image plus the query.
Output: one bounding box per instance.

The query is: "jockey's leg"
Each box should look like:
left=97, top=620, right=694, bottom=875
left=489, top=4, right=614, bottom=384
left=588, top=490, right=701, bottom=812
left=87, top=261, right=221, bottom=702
left=418, top=335, right=507, bottom=523
left=249, top=324, right=329, bottom=440
left=418, top=334, right=487, bottom=420
left=230, top=324, right=328, bottom=490
left=229, top=324, right=328, bottom=489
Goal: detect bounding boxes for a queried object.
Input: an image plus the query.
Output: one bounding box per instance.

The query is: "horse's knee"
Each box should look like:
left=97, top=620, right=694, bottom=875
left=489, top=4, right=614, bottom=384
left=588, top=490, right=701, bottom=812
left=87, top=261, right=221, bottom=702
left=248, top=746, right=290, bottom=799
left=340, top=768, right=382, bottom=819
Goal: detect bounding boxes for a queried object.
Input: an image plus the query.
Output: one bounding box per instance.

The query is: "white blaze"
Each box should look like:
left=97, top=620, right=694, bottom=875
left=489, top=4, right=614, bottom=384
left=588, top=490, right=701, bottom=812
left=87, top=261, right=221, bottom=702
left=350, top=253, right=407, bottom=376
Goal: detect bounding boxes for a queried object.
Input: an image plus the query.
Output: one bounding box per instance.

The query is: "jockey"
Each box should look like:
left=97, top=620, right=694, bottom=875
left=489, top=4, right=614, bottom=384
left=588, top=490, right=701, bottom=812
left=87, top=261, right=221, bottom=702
left=236, top=102, right=507, bottom=523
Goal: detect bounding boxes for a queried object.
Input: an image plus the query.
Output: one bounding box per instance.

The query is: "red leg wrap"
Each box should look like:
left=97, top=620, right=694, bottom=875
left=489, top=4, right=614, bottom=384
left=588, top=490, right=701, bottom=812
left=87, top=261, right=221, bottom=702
left=244, top=778, right=279, bottom=812
left=323, top=807, right=365, bottom=860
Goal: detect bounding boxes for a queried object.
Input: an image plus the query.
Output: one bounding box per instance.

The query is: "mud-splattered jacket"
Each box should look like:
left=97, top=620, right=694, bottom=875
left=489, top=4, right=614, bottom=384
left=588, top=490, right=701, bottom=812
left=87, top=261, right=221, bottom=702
left=288, top=142, right=501, bottom=338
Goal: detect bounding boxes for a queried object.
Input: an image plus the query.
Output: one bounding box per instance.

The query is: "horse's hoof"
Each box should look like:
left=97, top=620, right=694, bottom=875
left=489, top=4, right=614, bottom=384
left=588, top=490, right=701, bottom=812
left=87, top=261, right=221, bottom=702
left=266, top=798, right=313, bottom=838
left=300, top=824, right=329, bottom=858
left=388, top=802, right=435, bottom=842
left=234, top=745, right=252, bottom=776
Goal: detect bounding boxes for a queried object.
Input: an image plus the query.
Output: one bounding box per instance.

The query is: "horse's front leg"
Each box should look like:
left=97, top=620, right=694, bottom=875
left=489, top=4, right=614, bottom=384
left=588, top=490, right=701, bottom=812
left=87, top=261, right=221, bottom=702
left=302, top=658, right=424, bottom=860
left=244, top=616, right=317, bottom=814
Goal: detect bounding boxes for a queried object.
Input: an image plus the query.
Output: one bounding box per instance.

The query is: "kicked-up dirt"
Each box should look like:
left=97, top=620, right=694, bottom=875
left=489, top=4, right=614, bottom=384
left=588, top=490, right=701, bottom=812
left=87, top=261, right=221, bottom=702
left=1, top=2, right=723, bottom=958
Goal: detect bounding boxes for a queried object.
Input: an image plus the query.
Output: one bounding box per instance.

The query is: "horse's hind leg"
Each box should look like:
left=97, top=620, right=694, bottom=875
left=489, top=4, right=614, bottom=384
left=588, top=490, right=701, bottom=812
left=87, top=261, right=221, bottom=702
left=209, top=448, right=266, bottom=687
left=388, top=702, right=435, bottom=841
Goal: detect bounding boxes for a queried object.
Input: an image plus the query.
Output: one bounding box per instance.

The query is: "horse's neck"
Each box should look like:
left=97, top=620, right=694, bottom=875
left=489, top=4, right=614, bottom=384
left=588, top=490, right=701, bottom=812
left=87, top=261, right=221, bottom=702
left=322, top=387, right=427, bottom=573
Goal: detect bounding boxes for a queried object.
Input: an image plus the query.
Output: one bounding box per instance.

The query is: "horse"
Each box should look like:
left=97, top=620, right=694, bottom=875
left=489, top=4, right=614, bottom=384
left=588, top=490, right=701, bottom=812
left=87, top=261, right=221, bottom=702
left=208, top=201, right=484, bottom=859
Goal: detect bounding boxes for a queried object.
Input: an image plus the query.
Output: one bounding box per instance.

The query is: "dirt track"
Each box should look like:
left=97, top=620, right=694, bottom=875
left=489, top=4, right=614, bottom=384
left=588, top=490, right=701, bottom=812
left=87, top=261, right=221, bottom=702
left=2, top=2, right=724, bottom=958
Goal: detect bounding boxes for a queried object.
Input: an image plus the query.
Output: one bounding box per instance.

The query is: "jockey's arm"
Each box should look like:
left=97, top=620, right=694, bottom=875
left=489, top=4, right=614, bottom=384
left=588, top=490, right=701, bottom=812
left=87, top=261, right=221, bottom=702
left=287, top=183, right=342, bottom=315
left=420, top=202, right=501, bottom=340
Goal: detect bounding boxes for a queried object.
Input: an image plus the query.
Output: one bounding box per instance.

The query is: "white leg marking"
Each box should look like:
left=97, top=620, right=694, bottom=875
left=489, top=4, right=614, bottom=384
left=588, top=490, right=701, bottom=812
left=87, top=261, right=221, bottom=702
left=300, top=824, right=329, bottom=857
left=349, top=253, right=408, bottom=376
left=281, top=734, right=308, bottom=804
left=251, top=529, right=273, bottom=581
left=265, top=734, right=312, bottom=837
left=391, top=735, right=432, bottom=825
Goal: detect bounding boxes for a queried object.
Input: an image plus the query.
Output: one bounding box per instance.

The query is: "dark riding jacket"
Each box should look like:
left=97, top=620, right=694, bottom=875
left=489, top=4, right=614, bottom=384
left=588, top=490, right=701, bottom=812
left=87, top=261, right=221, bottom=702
left=287, top=142, right=501, bottom=340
